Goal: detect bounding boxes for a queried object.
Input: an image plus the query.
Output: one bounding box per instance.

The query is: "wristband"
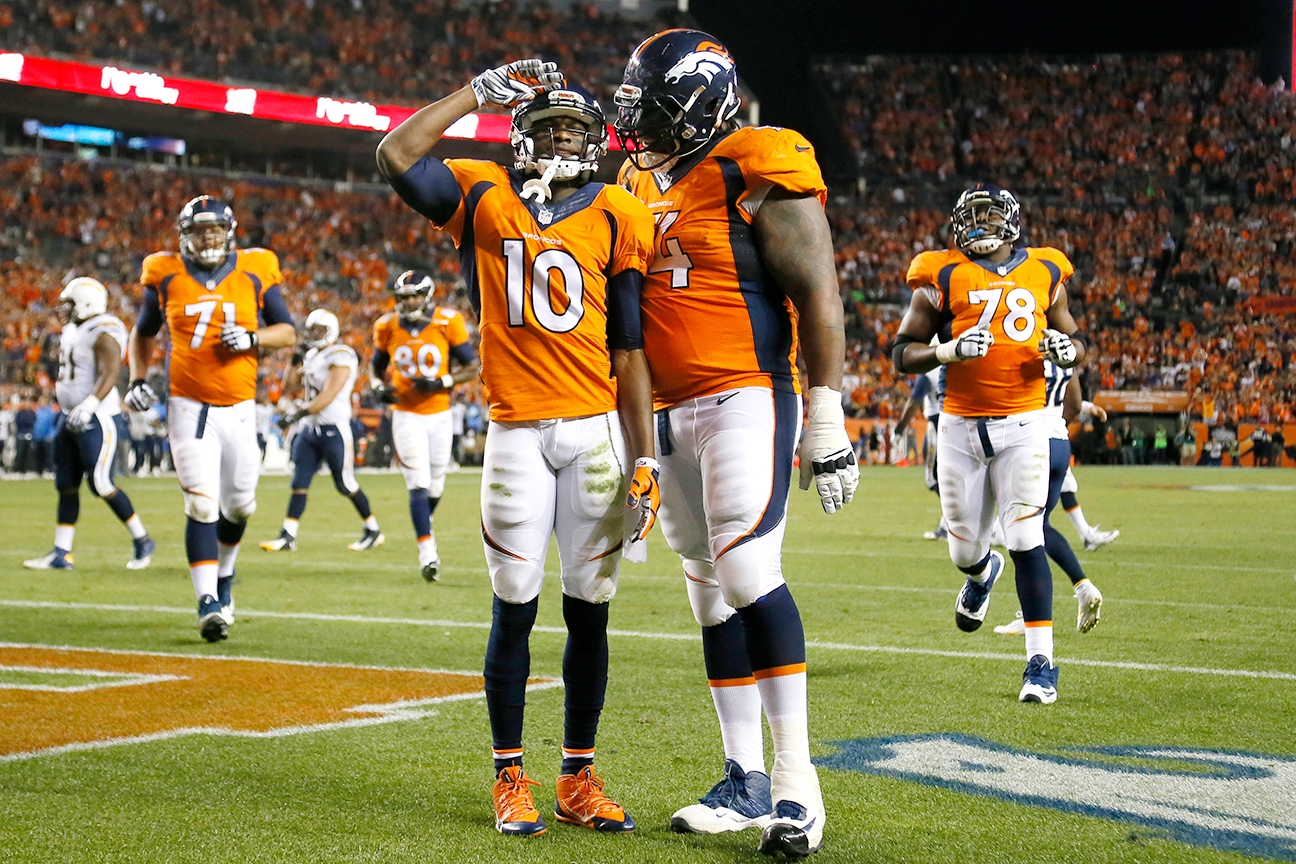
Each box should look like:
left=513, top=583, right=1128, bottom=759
left=934, top=341, right=959, bottom=364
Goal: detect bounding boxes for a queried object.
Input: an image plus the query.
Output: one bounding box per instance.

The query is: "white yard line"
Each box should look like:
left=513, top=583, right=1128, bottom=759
left=2, top=600, right=1292, bottom=681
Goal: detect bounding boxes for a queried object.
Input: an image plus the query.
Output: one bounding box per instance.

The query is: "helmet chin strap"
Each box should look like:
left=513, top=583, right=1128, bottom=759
left=520, top=160, right=562, bottom=203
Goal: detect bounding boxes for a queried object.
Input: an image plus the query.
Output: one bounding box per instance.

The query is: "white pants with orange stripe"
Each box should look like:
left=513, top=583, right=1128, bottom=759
left=936, top=409, right=1050, bottom=567
left=655, top=386, right=802, bottom=626
left=392, top=408, right=452, bottom=495
left=480, top=411, right=627, bottom=605
left=168, top=396, right=260, bottom=523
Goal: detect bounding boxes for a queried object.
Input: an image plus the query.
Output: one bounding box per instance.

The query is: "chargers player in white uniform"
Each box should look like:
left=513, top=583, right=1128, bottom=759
left=261, top=310, right=383, bottom=552
left=25, top=278, right=155, bottom=571
left=893, top=361, right=946, bottom=539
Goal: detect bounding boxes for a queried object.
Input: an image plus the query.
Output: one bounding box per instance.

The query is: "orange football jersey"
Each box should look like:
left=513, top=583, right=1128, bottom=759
left=139, top=248, right=283, bottom=405
left=906, top=246, right=1074, bottom=417
left=435, top=159, right=654, bottom=422
left=373, top=306, right=469, bottom=415
left=618, top=126, right=826, bottom=409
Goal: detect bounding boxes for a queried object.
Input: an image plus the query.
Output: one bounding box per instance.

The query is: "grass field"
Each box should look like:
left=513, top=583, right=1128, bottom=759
left=2, top=465, right=1294, bottom=864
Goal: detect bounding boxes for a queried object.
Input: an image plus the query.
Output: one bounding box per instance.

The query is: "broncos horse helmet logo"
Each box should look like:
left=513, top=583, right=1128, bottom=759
left=664, top=50, right=735, bottom=85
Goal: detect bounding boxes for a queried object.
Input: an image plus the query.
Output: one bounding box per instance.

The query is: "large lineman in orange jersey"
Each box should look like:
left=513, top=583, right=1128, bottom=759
left=139, top=249, right=283, bottom=406
left=437, top=159, right=653, bottom=422
left=372, top=306, right=470, bottom=415
left=905, top=246, right=1074, bottom=418
left=618, top=126, right=823, bottom=409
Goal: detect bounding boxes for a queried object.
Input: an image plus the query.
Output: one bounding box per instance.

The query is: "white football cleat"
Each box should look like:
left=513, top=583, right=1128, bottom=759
left=348, top=528, right=384, bottom=552
left=955, top=550, right=1003, bottom=632
left=1083, top=525, right=1120, bottom=551
left=671, top=759, right=772, bottom=834
left=1019, top=654, right=1058, bottom=704
left=994, top=610, right=1026, bottom=636
left=758, top=799, right=824, bottom=859
left=1074, top=579, right=1103, bottom=633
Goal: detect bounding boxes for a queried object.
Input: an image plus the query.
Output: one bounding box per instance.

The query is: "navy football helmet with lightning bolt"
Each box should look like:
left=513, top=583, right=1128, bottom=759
left=614, top=29, right=741, bottom=170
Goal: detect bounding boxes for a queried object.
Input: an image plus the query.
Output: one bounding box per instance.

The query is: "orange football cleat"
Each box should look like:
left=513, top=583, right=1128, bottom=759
left=554, top=766, right=636, bottom=832
left=492, top=766, right=547, bottom=836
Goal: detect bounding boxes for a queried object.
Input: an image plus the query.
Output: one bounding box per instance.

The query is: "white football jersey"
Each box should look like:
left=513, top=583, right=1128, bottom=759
left=302, top=343, right=358, bottom=427
left=922, top=367, right=944, bottom=418
left=1042, top=359, right=1073, bottom=440
left=255, top=401, right=273, bottom=438
left=55, top=313, right=127, bottom=416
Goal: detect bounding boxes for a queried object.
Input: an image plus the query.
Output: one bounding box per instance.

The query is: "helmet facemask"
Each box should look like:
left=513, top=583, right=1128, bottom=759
left=180, top=218, right=236, bottom=268
left=614, top=84, right=737, bottom=171
left=951, top=188, right=1021, bottom=256
left=511, top=89, right=607, bottom=203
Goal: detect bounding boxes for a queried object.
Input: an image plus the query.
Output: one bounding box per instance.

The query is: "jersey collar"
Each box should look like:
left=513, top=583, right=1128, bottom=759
left=507, top=170, right=603, bottom=228
left=968, top=247, right=1028, bottom=277
left=183, top=251, right=238, bottom=288
left=647, top=131, right=731, bottom=193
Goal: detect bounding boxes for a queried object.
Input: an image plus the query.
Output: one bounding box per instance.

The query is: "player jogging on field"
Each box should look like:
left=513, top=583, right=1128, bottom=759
left=894, top=183, right=1085, bottom=704
left=614, top=30, right=859, bottom=860
left=127, top=196, right=296, bottom=642
left=378, top=60, right=660, bottom=837
left=260, top=309, right=384, bottom=553
left=367, top=270, right=479, bottom=580
left=24, top=277, right=155, bottom=572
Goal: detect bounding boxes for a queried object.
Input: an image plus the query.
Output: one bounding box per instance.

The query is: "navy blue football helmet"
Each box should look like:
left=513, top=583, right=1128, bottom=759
left=614, top=29, right=741, bottom=169
left=510, top=83, right=607, bottom=182
left=951, top=184, right=1021, bottom=256
left=177, top=195, right=237, bottom=268
left=392, top=269, right=435, bottom=321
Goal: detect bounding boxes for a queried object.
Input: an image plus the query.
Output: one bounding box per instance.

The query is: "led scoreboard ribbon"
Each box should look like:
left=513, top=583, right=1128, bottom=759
left=0, top=52, right=624, bottom=146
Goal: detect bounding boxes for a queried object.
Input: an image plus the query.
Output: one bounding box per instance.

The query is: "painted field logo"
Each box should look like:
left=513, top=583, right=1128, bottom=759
left=0, top=643, right=556, bottom=762
left=818, top=734, right=1296, bottom=861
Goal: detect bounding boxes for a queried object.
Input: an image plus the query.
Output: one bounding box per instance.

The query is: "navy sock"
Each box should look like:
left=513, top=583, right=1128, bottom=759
left=560, top=594, right=609, bottom=773
left=485, top=594, right=538, bottom=774
left=408, top=489, right=431, bottom=538
left=350, top=490, right=372, bottom=520
left=958, top=550, right=993, bottom=576
left=104, top=489, right=135, bottom=523
left=735, top=583, right=806, bottom=674
left=216, top=514, right=246, bottom=546
left=1044, top=523, right=1086, bottom=586
left=287, top=493, right=308, bottom=520
left=57, top=489, right=80, bottom=526
left=427, top=495, right=441, bottom=517
left=1011, top=546, right=1054, bottom=622
left=185, top=518, right=219, bottom=565
left=1059, top=491, right=1079, bottom=511
left=702, top=614, right=753, bottom=683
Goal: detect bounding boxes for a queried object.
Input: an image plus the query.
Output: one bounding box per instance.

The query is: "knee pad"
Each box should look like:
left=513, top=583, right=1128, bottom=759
left=87, top=477, right=115, bottom=499
left=686, top=573, right=736, bottom=627
left=1003, top=512, right=1044, bottom=552
left=490, top=561, right=545, bottom=605
left=224, top=498, right=257, bottom=522
left=428, top=476, right=446, bottom=498
left=948, top=535, right=989, bottom=570
left=184, top=491, right=219, bottom=523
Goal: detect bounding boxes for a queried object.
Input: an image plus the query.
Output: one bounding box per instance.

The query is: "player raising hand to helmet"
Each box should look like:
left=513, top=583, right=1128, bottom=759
left=377, top=59, right=658, bottom=838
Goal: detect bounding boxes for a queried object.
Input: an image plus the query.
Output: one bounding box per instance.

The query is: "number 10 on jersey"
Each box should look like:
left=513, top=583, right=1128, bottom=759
left=502, top=239, right=586, bottom=334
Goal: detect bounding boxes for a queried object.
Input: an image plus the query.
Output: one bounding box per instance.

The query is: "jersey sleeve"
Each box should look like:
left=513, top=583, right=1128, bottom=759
left=372, top=314, right=394, bottom=353
left=1033, top=247, right=1076, bottom=304
left=139, top=252, right=177, bottom=290
left=733, top=127, right=828, bottom=208
left=906, top=251, right=942, bottom=290
left=326, top=346, right=359, bottom=372
left=444, top=311, right=470, bottom=348
left=603, top=187, right=655, bottom=276
left=437, top=160, right=510, bottom=246
left=244, top=248, right=284, bottom=290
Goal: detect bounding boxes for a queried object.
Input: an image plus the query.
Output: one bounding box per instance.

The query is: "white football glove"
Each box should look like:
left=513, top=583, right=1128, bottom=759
left=65, top=395, right=100, bottom=433
left=798, top=387, right=860, bottom=515
left=935, top=327, right=994, bottom=363
left=220, top=324, right=258, bottom=352
left=124, top=379, right=157, bottom=411
left=1039, top=328, right=1077, bottom=366
left=470, top=59, right=563, bottom=108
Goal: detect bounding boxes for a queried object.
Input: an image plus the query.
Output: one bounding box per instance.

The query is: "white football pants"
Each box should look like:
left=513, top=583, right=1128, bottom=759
left=168, top=396, right=260, bottom=523
left=392, top=408, right=453, bottom=495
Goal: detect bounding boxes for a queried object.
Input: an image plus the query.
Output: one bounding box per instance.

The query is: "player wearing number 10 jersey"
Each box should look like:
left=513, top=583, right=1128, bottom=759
left=370, top=269, right=479, bottom=582
left=894, top=183, right=1085, bottom=705
left=127, top=196, right=297, bottom=643
left=379, top=62, right=660, bottom=837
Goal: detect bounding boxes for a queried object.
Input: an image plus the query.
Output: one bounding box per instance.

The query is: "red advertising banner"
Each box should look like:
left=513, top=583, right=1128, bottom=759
left=1247, top=295, right=1296, bottom=315
left=0, top=51, right=623, bottom=147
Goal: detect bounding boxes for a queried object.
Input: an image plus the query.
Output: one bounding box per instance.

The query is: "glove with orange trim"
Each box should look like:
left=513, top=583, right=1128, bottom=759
left=626, top=457, right=661, bottom=542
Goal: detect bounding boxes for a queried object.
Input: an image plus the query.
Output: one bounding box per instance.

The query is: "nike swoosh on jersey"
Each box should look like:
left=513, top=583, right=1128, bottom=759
left=795, top=145, right=810, bottom=151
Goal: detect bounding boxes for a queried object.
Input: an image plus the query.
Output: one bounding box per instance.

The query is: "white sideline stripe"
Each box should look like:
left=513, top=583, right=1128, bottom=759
left=783, top=547, right=1292, bottom=574
left=3, top=602, right=1293, bottom=682
left=0, top=665, right=186, bottom=693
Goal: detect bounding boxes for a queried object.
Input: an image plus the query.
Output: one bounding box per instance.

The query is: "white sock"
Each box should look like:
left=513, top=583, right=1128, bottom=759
left=217, top=542, right=241, bottom=578
left=417, top=535, right=438, bottom=563
left=966, top=552, right=994, bottom=583
left=755, top=670, right=821, bottom=810
left=190, top=562, right=218, bottom=600
left=1066, top=505, right=1092, bottom=537
left=55, top=524, right=75, bottom=552
left=709, top=682, right=766, bottom=776
left=363, top=516, right=379, bottom=531
left=124, top=514, right=147, bottom=540
left=1025, top=623, right=1055, bottom=666
left=282, top=518, right=299, bottom=538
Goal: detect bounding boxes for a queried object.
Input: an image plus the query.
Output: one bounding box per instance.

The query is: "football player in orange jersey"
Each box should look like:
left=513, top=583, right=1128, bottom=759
left=614, top=30, right=857, bottom=859
left=369, top=269, right=479, bottom=581
left=126, top=196, right=297, bottom=642
left=894, top=184, right=1085, bottom=704
left=377, top=62, right=660, bottom=838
